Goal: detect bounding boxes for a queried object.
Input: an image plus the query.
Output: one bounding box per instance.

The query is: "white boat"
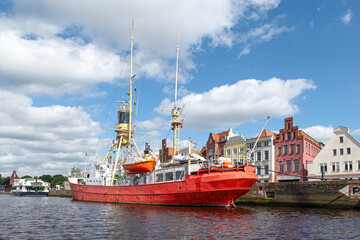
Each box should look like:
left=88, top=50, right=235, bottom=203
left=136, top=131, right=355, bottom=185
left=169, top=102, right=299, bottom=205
left=11, top=178, right=50, bottom=196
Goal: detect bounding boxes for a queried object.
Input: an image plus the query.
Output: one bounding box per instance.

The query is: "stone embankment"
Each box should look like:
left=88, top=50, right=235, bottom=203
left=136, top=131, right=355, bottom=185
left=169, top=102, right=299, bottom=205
left=49, top=190, right=72, bottom=197
left=236, top=180, right=360, bottom=209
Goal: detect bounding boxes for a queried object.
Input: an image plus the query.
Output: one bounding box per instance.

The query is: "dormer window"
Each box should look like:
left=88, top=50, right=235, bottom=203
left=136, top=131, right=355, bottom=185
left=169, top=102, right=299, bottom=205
left=220, top=136, right=225, bottom=141
left=287, top=123, right=290, bottom=130
left=210, top=138, right=213, bottom=144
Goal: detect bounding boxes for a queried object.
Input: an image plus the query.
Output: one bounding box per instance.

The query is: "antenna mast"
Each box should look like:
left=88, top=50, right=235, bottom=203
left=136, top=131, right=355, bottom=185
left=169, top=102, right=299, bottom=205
left=171, top=41, right=182, bottom=164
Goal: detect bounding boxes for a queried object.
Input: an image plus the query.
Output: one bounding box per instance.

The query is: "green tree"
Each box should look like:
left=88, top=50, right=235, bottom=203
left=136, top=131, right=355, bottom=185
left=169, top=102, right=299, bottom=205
left=39, top=175, right=53, bottom=183
left=51, top=174, right=67, bottom=188
left=0, top=174, right=3, bottom=185
left=21, top=175, right=32, bottom=179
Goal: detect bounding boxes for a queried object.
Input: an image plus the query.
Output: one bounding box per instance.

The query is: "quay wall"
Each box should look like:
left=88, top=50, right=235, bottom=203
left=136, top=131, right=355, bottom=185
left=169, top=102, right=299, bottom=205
left=236, top=180, right=360, bottom=209
left=49, top=190, right=72, bottom=197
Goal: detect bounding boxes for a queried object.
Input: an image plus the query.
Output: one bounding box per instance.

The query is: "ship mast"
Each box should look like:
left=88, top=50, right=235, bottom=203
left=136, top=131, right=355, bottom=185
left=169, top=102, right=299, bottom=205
left=171, top=42, right=182, bottom=164
left=100, top=19, right=141, bottom=185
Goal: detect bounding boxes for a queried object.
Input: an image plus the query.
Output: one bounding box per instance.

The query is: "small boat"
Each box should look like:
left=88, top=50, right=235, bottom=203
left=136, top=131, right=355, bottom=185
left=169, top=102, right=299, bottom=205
left=123, top=159, right=156, bottom=174
left=11, top=178, right=50, bottom=196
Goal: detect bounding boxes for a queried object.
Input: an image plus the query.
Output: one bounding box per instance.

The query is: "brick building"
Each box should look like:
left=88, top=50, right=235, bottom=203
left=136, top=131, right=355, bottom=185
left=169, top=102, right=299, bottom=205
left=159, top=139, right=173, bottom=163
left=206, top=128, right=238, bottom=160
left=274, top=117, right=322, bottom=182
left=3, top=170, right=19, bottom=192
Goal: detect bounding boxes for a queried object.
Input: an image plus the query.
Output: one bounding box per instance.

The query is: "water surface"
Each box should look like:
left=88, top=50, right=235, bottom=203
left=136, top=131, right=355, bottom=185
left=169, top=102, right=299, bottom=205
left=0, top=195, right=358, bottom=239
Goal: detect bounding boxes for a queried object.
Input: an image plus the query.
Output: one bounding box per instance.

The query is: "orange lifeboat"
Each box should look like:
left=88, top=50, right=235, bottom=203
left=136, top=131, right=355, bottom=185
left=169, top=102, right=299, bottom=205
left=222, top=162, right=234, bottom=168
left=123, top=159, right=156, bottom=174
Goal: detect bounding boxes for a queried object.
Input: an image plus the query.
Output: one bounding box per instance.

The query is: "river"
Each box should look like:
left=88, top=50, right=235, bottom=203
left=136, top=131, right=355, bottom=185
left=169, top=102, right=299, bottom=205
left=0, top=194, right=358, bottom=239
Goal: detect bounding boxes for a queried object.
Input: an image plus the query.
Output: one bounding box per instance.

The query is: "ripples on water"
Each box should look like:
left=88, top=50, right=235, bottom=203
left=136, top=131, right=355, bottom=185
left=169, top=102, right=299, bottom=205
left=0, top=194, right=359, bottom=240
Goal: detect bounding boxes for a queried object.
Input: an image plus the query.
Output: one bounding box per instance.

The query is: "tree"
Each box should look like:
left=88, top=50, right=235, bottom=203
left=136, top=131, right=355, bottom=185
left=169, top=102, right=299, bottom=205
left=0, top=174, right=2, bottom=185
left=50, top=174, right=67, bottom=188
left=21, top=175, right=32, bottom=179
left=39, top=175, right=53, bottom=183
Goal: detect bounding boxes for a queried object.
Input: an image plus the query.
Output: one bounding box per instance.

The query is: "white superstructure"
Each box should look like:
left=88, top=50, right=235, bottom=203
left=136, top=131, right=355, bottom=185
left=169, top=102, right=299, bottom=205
left=12, top=178, right=50, bottom=196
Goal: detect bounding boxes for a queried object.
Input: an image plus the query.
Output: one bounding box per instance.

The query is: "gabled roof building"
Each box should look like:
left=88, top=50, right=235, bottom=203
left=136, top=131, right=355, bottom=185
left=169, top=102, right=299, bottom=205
left=206, top=128, right=239, bottom=160
left=247, top=129, right=276, bottom=183
left=274, top=117, right=322, bottom=182
left=308, top=126, right=360, bottom=181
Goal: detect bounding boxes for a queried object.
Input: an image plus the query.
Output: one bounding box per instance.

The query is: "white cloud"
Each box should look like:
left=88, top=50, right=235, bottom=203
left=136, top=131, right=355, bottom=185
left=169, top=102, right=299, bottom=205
left=341, top=9, right=353, bottom=25
left=0, top=23, right=121, bottom=96
left=237, top=15, right=292, bottom=57
left=351, top=129, right=360, bottom=136
left=156, top=78, right=316, bottom=129
left=301, top=125, right=334, bottom=144
left=0, top=90, right=104, bottom=177
left=135, top=117, right=168, bottom=131
left=0, top=0, right=285, bottom=97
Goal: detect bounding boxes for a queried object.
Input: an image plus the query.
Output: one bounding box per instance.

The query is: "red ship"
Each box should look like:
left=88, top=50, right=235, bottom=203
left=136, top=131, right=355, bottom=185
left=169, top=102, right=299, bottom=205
left=69, top=166, right=257, bottom=207
left=69, top=21, right=258, bottom=207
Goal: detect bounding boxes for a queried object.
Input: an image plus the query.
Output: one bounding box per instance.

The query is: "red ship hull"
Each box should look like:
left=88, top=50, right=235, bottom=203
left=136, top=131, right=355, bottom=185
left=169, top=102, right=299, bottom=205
left=70, top=166, right=257, bottom=206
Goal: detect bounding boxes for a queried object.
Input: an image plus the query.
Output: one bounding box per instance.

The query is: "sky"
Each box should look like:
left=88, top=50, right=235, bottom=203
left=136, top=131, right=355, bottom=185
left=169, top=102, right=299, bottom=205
left=0, top=0, right=359, bottom=177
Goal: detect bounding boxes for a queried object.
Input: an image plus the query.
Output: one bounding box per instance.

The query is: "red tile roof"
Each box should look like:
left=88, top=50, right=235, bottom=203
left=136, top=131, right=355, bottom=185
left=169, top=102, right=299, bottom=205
left=257, top=129, right=276, bottom=138
left=212, top=129, right=231, bottom=142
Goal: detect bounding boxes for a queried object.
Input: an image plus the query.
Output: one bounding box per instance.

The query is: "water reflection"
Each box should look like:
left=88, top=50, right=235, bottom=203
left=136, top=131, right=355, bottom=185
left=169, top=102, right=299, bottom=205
left=0, top=195, right=359, bottom=240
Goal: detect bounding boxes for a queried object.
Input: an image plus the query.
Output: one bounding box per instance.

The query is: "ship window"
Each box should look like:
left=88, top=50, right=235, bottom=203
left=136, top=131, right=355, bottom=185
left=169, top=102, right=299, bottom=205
left=156, top=173, right=163, bottom=182
left=176, top=171, right=182, bottom=180
left=165, top=172, right=173, bottom=181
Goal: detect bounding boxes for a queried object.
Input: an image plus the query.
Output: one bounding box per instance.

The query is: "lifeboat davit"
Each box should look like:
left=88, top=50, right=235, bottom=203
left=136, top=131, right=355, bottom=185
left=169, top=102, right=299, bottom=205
left=123, top=159, right=156, bottom=174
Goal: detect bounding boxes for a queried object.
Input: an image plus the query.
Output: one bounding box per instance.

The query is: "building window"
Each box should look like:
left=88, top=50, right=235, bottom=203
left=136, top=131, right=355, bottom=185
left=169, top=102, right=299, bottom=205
left=286, top=161, right=291, bottom=172
left=293, top=160, right=299, bottom=171
left=226, top=149, right=231, bottom=156
left=296, top=145, right=300, bottom=153
left=279, top=162, right=284, bottom=172
left=257, top=152, right=261, bottom=161
left=345, top=161, right=352, bottom=171
left=293, top=132, right=296, bottom=139
left=282, top=134, right=285, bottom=141
left=264, top=150, right=269, bottom=160
left=278, top=147, right=281, bottom=156
left=239, top=159, right=244, bottom=165
left=333, top=149, right=337, bottom=156
left=239, top=147, right=244, bottom=154
left=287, top=132, right=291, bottom=140
left=332, top=162, right=340, bottom=172
left=290, top=145, right=294, bottom=154
left=358, top=161, right=360, bottom=170
left=209, top=148, right=213, bottom=156
left=264, top=165, right=269, bottom=175
left=320, top=163, right=327, bottom=173
left=287, top=123, right=290, bottom=130
left=347, top=148, right=351, bottom=155
left=257, top=142, right=261, bottom=147
left=340, top=148, right=344, bottom=155
left=210, top=138, right=213, bottom=144
left=284, top=145, right=288, bottom=155
left=257, top=167, right=262, bottom=175
left=220, top=136, right=225, bottom=141
left=340, top=136, right=343, bottom=143
left=233, top=148, right=237, bottom=154
left=264, top=141, right=269, bottom=146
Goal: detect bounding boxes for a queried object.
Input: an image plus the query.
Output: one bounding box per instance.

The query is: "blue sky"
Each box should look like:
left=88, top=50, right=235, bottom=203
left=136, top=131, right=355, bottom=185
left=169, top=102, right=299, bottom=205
left=0, top=0, right=359, bottom=177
